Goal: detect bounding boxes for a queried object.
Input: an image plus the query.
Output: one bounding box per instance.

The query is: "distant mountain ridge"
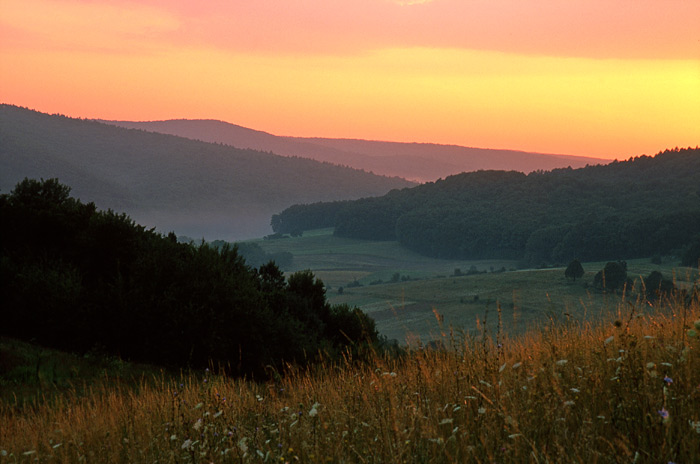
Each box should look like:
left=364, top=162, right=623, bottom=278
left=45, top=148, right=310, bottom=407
left=0, top=105, right=414, bottom=240
left=102, top=119, right=608, bottom=182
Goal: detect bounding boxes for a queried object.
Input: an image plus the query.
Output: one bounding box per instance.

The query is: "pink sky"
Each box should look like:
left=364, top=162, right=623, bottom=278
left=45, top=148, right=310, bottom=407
left=2, top=0, right=699, bottom=158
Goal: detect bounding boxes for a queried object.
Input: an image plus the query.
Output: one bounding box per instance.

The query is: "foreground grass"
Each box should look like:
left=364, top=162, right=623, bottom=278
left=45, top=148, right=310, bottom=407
left=2, top=298, right=699, bottom=463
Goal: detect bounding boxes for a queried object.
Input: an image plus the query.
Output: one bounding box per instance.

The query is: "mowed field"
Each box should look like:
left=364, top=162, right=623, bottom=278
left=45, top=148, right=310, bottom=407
left=252, top=229, right=699, bottom=344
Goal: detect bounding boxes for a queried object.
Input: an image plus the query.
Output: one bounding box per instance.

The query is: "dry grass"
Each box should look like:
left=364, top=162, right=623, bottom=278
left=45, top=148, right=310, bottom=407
left=2, top=297, right=699, bottom=463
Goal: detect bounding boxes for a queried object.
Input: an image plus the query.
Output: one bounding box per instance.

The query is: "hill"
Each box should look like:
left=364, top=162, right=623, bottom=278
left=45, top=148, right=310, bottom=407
left=271, top=148, right=700, bottom=263
left=0, top=105, right=414, bottom=240
left=0, top=179, right=379, bottom=377
left=101, top=119, right=607, bottom=182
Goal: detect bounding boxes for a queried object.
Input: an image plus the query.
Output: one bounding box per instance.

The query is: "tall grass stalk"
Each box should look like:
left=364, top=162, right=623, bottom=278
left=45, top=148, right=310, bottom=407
left=1, top=297, right=699, bottom=463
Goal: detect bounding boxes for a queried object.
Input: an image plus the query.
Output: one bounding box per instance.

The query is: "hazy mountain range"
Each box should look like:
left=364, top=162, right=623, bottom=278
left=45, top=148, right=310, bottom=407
left=102, top=119, right=607, bottom=182
left=0, top=105, right=413, bottom=240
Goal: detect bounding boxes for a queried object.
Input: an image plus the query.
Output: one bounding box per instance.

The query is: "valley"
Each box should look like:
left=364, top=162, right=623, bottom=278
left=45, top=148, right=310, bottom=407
left=252, top=229, right=700, bottom=343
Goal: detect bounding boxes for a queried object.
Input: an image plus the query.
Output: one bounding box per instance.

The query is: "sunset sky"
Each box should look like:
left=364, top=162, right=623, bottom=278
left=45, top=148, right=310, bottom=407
left=1, top=0, right=698, bottom=159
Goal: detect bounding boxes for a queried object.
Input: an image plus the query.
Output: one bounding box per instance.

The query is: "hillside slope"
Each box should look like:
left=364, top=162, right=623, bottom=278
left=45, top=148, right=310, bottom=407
left=103, top=119, right=607, bottom=182
left=0, top=105, right=414, bottom=239
left=272, top=148, right=700, bottom=263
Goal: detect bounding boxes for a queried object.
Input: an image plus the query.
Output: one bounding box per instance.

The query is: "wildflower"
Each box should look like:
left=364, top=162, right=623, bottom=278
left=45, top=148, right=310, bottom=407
left=213, top=410, right=223, bottom=419
left=308, top=402, right=321, bottom=417
left=182, top=439, right=193, bottom=450
left=646, top=362, right=656, bottom=369
left=658, top=408, right=670, bottom=422
left=238, top=438, right=249, bottom=453
left=170, top=434, right=177, bottom=441
left=477, top=407, right=486, bottom=414
left=563, top=401, right=575, bottom=407
left=570, top=388, right=580, bottom=393
left=689, top=420, right=700, bottom=434
left=664, top=376, right=673, bottom=385
left=193, top=419, right=202, bottom=431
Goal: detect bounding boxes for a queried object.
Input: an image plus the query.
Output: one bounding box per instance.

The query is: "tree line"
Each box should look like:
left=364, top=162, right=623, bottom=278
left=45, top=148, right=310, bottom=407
left=0, top=179, right=379, bottom=378
left=271, top=148, right=700, bottom=265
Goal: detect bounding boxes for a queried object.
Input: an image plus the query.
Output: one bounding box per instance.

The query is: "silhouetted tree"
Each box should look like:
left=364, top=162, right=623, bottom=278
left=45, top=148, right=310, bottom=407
left=564, top=259, right=585, bottom=282
left=593, top=261, right=629, bottom=292
left=643, top=271, right=675, bottom=302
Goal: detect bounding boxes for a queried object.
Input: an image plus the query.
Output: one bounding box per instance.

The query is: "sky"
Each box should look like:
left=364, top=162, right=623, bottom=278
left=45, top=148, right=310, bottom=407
left=1, top=0, right=699, bottom=159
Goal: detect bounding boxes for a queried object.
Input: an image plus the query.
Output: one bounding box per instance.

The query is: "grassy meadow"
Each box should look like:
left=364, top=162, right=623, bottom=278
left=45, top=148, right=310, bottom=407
left=1, top=296, right=699, bottom=463
left=255, top=229, right=699, bottom=344
left=3, top=229, right=699, bottom=463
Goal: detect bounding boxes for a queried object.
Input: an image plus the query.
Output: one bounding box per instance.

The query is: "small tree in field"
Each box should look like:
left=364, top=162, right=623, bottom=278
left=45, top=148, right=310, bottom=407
left=565, top=259, right=585, bottom=282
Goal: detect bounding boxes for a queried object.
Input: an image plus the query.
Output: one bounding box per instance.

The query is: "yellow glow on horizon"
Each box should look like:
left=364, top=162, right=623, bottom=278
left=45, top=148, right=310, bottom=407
left=2, top=45, right=698, bottom=159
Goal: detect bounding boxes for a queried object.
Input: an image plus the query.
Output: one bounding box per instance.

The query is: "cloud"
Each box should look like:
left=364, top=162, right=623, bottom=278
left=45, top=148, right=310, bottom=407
left=0, top=0, right=180, bottom=53
left=2, top=0, right=698, bottom=60
left=391, top=0, right=435, bottom=5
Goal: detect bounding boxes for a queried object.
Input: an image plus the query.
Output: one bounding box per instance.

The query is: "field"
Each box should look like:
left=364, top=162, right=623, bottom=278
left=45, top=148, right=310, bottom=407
left=254, top=229, right=699, bottom=343
left=2, top=298, right=699, bottom=463
left=2, top=230, right=700, bottom=463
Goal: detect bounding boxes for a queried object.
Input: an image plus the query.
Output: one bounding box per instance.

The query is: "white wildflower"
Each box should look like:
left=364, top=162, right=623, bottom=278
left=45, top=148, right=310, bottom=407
left=308, top=402, right=321, bottom=417
left=170, top=434, right=177, bottom=441
left=181, top=439, right=193, bottom=450
left=556, top=359, right=568, bottom=366
left=570, top=388, right=580, bottom=393
left=689, top=420, right=700, bottom=434
left=238, top=438, right=248, bottom=454
left=477, top=407, right=487, bottom=414
left=563, top=400, right=575, bottom=407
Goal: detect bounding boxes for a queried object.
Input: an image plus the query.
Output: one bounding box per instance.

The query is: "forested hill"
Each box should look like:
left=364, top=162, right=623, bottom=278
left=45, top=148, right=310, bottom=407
left=272, top=147, right=700, bottom=264
left=0, top=105, right=414, bottom=240
left=0, top=179, right=379, bottom=377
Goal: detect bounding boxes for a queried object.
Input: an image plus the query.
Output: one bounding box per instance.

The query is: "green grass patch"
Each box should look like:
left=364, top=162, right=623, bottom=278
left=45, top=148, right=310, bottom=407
left=253, top=230, right=699, bottom=344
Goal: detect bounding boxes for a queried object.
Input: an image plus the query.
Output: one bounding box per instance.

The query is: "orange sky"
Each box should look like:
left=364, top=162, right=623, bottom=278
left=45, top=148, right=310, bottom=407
left=1, top=0, right=699, bottom=159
